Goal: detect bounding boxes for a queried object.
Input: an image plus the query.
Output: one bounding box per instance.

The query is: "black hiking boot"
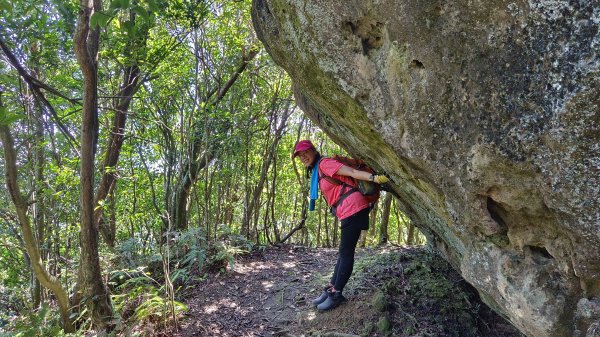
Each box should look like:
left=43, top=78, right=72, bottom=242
left=312, top=285, right=332, bottom=306
left=316, top=289, right=347, bottom=312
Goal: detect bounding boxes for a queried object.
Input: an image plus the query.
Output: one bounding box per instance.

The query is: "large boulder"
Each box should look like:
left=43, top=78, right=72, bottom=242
left=251, top=1, right=600, bottom=336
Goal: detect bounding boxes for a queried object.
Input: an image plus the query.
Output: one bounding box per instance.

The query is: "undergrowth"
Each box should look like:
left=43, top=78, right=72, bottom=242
left=0, top=225, right=255, bottom=336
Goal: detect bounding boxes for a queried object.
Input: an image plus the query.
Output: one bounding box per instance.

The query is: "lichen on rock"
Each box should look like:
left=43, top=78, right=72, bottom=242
left=251, top=0, right=600, bottom=336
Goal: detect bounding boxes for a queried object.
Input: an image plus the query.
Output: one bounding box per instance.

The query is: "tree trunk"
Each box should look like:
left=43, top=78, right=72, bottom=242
left=269, top=160, right=280, bottom=243
left=379, top=193, right=393, bottom=245
left=393, top=203, right=404, bottom=244
left=324, top=205, right=330, bottom=247
left=0, top=102, right=74, bottom=332
left=242, top=103, right=291, bottom=237
left=168, top=148, right=215, bottom=231
left=407, top=220, right=415, bottom=246
left=316, top=198, right=322, bottom=247
left=74, top=0, right=113, bottom=330
left=279, top=196, right=308, bottom=243
left=261, top=185, right=272, bottom=244
left=94, top=64, right=140, bottom=247
left=169, top=49, right=258, bottom=232
left=360, top=202, right=378, bottom=247
left=31, top=80, right=46, bottom=308
left=332, top=217, right=339, bottom=247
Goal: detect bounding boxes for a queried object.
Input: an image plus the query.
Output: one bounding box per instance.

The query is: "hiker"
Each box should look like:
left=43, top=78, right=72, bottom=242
left=292, top=140, right=389, bottom=311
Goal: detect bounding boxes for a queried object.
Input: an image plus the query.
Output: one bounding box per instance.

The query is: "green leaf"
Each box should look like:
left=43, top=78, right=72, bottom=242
left=0, top=107, right=24, bottom=126
left=147, top=0, right=160, bottom=12
left=122, top=20, right=135, bottom=35
left=109, top=0, right=129, bottom=10
left=132, top=5, right=149, bottom=21
left=0, top=74, right=16, bottom=86
left=109, top=0, right=121, bottom=10
left=90, top=12, right=110, bottom=28
left=90, top=12, right=101, bottom=28
left=0, top=0, right=12, bottom=11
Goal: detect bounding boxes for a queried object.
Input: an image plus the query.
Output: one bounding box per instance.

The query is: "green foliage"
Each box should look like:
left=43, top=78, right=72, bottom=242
left=205, top=225, right=254, bottom=272
left=0, top=0, right=13, bottom=12
left=0, top=304, right=85, bottom=337
left=117, top=238, right=151, bottom=269
left=111, top=282, right=187, bottom=334
left=133, top=290, right=187, bottom=324
left=174, top=227, right=207, bottom=272
left=371, top=291, right=389, bottom=312
left=0, top=106, right=25, bottom=126
left=165, top=228, right=207, bottom=285
left=108, top=263, right=186, bottom=334
left=170, top=0, right=209, bottom=27
left=376, top=315, right=392, bottom=334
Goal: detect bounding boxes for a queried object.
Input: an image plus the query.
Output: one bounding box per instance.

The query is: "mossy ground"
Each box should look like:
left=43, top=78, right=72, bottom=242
left=352, top=246, right=523, bottom=336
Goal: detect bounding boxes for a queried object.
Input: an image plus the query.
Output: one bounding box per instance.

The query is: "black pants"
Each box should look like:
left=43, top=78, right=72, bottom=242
left=330, top=207, right=370, bottom=292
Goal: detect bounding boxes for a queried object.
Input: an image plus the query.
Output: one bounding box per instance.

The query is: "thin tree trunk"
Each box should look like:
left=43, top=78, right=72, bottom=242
left=262, top=184, right=272, bottom=245
left=324, top=205, right=330, bottom=247
left=253, top=193, right=262, bottom=242
left=369, top=203, right=378, bottom=236
left=242, top=103, right=291, bottom=237
left=203, top=157, right=214, bottom=232
left=94, top=63, right=140, bottom=247
left=169, top=148, right=215, bottom=231
left=74, top=0, right=113, bottom=329
left=407, top=220, right=416, bottom=246
left=359, top=231, right=367, bottom=248
left=0, top=101, right=74, bottom=332
left=30, top=79, right=46, bottom=308
left=393, top=203, right=404, bottom=244
left=269, top=159, right=280, bottom=243
left=333, top=217, right=339, bottom=248
left=170, top=49, right=258, bottom=231
left=316, top=198, right=322, bottom=247
left=379, top=193, right=393, bottom=245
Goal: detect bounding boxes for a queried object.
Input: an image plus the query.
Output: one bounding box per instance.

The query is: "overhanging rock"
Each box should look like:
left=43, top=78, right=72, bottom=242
left=251, top=0, right=600, bottom=336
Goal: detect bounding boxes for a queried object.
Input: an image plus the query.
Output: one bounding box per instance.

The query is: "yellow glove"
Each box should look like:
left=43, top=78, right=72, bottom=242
left=372, top=175, right=389, bottom=184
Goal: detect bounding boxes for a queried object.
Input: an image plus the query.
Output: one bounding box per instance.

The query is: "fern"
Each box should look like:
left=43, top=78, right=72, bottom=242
left=1, top=304, right=84, bottom=337
left=132, top=288, right=188, bottom=324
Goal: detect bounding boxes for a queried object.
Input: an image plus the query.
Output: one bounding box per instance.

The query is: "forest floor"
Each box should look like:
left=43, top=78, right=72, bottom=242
left=164, top=245, right=524, bottom=337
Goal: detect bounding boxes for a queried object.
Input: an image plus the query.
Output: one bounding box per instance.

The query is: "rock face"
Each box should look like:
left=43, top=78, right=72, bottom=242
left=252, top=1, right=600, bottom=336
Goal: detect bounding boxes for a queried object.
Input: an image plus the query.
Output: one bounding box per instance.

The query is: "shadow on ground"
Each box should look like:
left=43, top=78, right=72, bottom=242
left=171, top=245, right=524, bottom=337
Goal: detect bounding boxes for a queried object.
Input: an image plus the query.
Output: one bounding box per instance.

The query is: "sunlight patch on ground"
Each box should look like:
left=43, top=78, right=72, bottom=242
left=261, top=280, right=274, bottom=290
left=235, top=262, right=274, bottom=273
left=203, top=304, right=219, bottom=314
left=202, top=298, right=239, bottom=314
left=282, top=262, right=296, bottom=268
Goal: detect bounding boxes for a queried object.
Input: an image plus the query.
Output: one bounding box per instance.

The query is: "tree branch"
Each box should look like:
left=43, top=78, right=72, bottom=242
left=0, top=37, right=79, bottom=104
left=0, top=37, right=80, bottom=150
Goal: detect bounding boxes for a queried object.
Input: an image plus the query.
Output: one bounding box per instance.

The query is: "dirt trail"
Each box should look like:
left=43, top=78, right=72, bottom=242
left=173, top=245, right=523, bottom=337
left=174, top=245, right=334, bottom=336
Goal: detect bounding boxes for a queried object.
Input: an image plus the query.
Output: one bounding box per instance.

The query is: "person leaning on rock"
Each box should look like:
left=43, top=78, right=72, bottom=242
left=292, top=140, right=389, bottom=311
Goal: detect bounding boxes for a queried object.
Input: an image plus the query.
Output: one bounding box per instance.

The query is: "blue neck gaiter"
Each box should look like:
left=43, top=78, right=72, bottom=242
left=309, top=157, right=322, bottom=211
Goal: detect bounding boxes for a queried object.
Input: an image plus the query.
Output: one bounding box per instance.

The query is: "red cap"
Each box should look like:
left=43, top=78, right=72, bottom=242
left=292, top=140, right=315, bottom=158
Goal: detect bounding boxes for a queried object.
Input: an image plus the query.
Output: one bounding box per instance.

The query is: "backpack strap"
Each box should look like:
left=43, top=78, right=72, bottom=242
left=332, top=184, right=358, bottom=209
left=317, top=158, right=354, bottom=187
left=318, top=157, right=359, bottom=209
